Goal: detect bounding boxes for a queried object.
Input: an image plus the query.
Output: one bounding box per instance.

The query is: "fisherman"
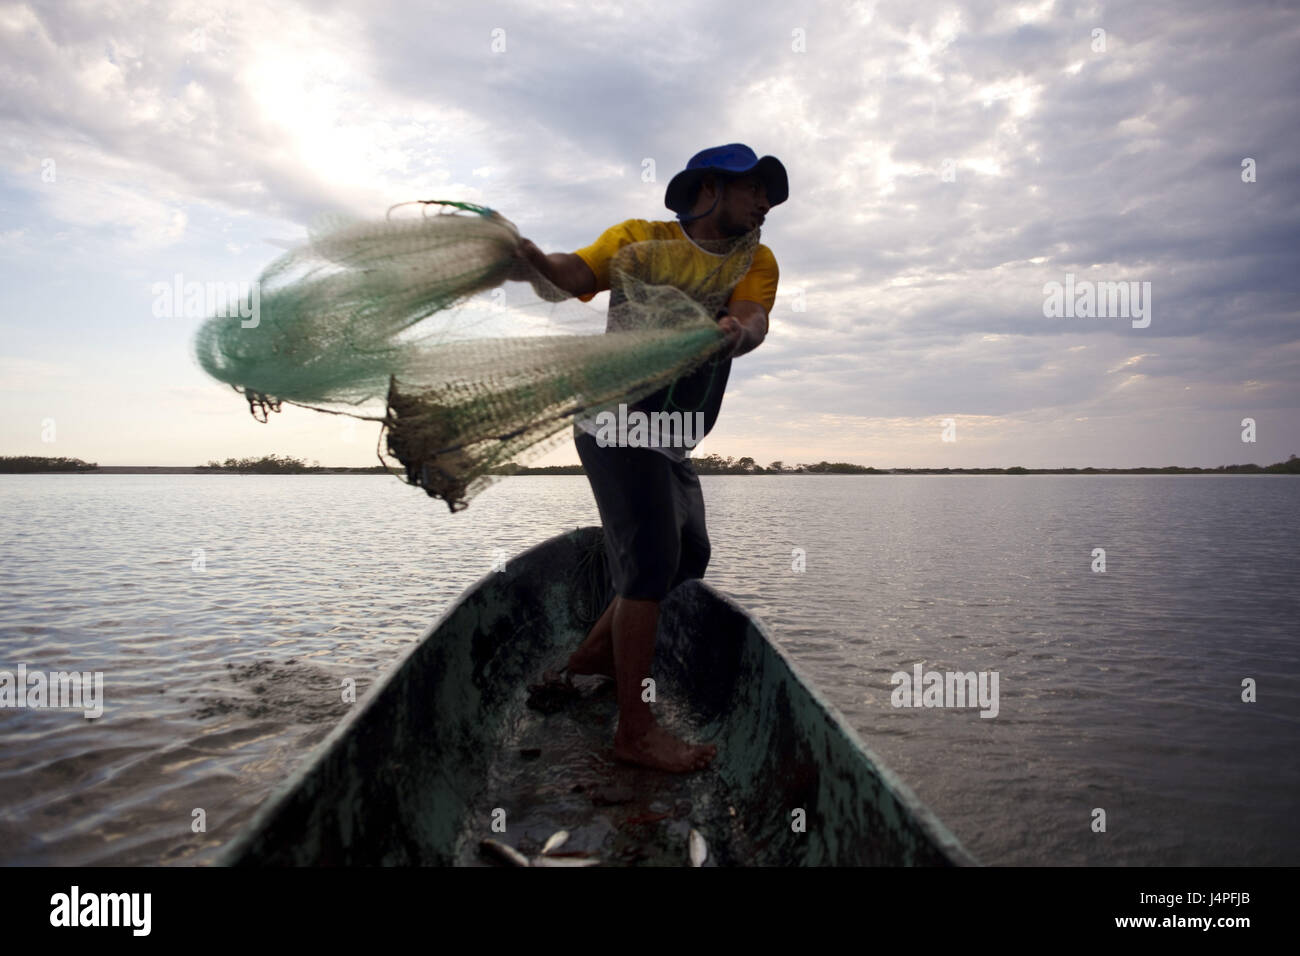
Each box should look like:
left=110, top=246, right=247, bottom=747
left=514, top=143, right=786, bottom=772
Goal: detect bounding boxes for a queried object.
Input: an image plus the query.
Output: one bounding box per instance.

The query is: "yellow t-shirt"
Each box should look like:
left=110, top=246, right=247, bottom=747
left=572, top=219, right=779, bottom=314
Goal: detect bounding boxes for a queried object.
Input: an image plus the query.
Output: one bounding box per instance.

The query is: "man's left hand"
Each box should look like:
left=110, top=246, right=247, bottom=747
left=717, top=314, right=749, bottom=359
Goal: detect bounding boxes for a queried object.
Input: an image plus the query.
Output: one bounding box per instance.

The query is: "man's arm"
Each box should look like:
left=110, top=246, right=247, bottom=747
left=515, top=239, right=597, bottom=298
left=718, top=299, right=768, bottom=359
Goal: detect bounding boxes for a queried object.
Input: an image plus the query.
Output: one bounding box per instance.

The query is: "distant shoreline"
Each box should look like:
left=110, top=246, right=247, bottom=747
left=5, top=453, right=1298, bottom=476
left=50, top=466, right=389, bottom=475
left=7, top=465, right=1298, bottom=476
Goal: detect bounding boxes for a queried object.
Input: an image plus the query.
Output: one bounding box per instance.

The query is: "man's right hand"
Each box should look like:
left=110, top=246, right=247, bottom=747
left=509, top=241, right=597, bottom=300
left=517, top=237, right=544, bottom=265
left=509, top=238, right=546, bottom=281
left=509, top=238, right=577, bottom=302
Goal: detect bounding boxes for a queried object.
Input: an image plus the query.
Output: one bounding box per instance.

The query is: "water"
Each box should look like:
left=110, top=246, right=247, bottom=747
left=1, top=473, right=1296, bottom=866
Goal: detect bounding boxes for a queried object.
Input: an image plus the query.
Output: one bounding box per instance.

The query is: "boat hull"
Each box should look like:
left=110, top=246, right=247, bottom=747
left=219, top=526, right=977, bottom=866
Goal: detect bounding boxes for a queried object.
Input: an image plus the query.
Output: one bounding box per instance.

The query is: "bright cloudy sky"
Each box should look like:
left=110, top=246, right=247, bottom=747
left=1, top=0, right=1297, bottom=468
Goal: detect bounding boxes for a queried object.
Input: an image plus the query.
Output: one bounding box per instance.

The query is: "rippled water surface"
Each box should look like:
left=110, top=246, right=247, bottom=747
left=1, top=473, right=1297, bottom=865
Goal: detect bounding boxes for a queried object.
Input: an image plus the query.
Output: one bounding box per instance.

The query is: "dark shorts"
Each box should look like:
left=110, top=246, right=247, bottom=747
left=574, top=423, right=711, bottom=601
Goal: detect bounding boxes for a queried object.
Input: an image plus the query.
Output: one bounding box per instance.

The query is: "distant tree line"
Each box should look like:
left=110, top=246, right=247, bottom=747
left=6, top=453, right=1298, bottom=476
left=0, top=456, right=98, bottom=472
left=196, top=454, right=320, bottom=473
left=493, top=454, right=1300, bottom=476
left=195, top=455, right=386, bottom=474
left=691, top=456, right=878, bottom=474
left=492, top=457, right=912, bottom=475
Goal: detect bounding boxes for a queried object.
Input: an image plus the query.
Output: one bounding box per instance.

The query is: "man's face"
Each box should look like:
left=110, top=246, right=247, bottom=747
left=709, top=172, right=771, bottom=237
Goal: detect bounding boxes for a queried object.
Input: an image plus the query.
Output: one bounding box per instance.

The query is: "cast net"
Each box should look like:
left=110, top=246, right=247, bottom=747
left=193, top=200, right=759, bottom=511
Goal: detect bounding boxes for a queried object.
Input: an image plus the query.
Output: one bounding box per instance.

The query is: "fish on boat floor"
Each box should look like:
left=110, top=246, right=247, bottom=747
left=457, top=673, right=745, bottom=867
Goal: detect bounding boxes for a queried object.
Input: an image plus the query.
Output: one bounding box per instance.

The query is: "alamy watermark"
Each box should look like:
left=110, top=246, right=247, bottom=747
left=592, top=403, right=706, bottom=449
left=152, top=273, right=260, bottom=327
left=49, top=886, right=150, bottom=935
left=1042, top=273, right=1151, bottom=328
left=0, top=665, right=103, bottom=718
left=891, top=664, right=999, bottom=718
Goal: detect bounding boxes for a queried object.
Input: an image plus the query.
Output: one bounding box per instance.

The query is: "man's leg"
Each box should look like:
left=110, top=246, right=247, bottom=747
left=571, top=427, right=715, bottom=772
left=567, top=592, right=717, bottom=771
left=568, top=594, right=615, bottom=677
left=672, top=459, right=711, bottom=585
left=609, top=596, right=716, bottom=772
left=568, top=427, right=623, bottom=677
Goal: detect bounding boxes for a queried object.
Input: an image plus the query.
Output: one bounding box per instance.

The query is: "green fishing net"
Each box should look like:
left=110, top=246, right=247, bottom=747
left=193, top=200, right=759, bottom=512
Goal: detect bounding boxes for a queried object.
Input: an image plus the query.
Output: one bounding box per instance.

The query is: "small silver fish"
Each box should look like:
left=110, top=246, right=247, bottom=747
left=531, top=855, right=600, bottom=867
left=540, top=830, right=570, bottom=855
left=689, top=828, right=707, bottom=867
left=480, top=838, right=530, bottom=867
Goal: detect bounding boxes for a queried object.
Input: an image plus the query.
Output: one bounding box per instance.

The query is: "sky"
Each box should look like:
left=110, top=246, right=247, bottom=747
left=1, top=0, right=1297, bottom=469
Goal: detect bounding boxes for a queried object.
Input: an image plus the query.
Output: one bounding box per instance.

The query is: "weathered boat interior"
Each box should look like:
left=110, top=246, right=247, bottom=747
left=220, top=526, right=976, bottom=866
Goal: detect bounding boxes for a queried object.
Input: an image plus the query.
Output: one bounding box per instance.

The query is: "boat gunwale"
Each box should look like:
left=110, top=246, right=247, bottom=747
left=214, top=528, right=550, bottom=866
left=688, top=581, right=979, bottom=867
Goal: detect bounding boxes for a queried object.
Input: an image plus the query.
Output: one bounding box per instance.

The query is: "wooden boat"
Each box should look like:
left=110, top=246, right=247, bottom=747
left=219, top=526, right=977, bottom=866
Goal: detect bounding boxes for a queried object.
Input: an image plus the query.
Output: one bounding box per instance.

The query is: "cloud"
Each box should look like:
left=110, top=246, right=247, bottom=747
left=0, top=355, right=80, bottom=391
left=0, top=0, right=1296, bottom=466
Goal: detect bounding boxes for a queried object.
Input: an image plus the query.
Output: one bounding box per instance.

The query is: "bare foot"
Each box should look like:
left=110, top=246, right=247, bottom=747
left=567, top=639, right=615, bottom=678
left=613, top=724, right=717, bottom=773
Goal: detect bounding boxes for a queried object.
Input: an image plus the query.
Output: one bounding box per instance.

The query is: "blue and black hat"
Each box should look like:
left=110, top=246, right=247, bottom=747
left=665, top=143, right=788, bottom=222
